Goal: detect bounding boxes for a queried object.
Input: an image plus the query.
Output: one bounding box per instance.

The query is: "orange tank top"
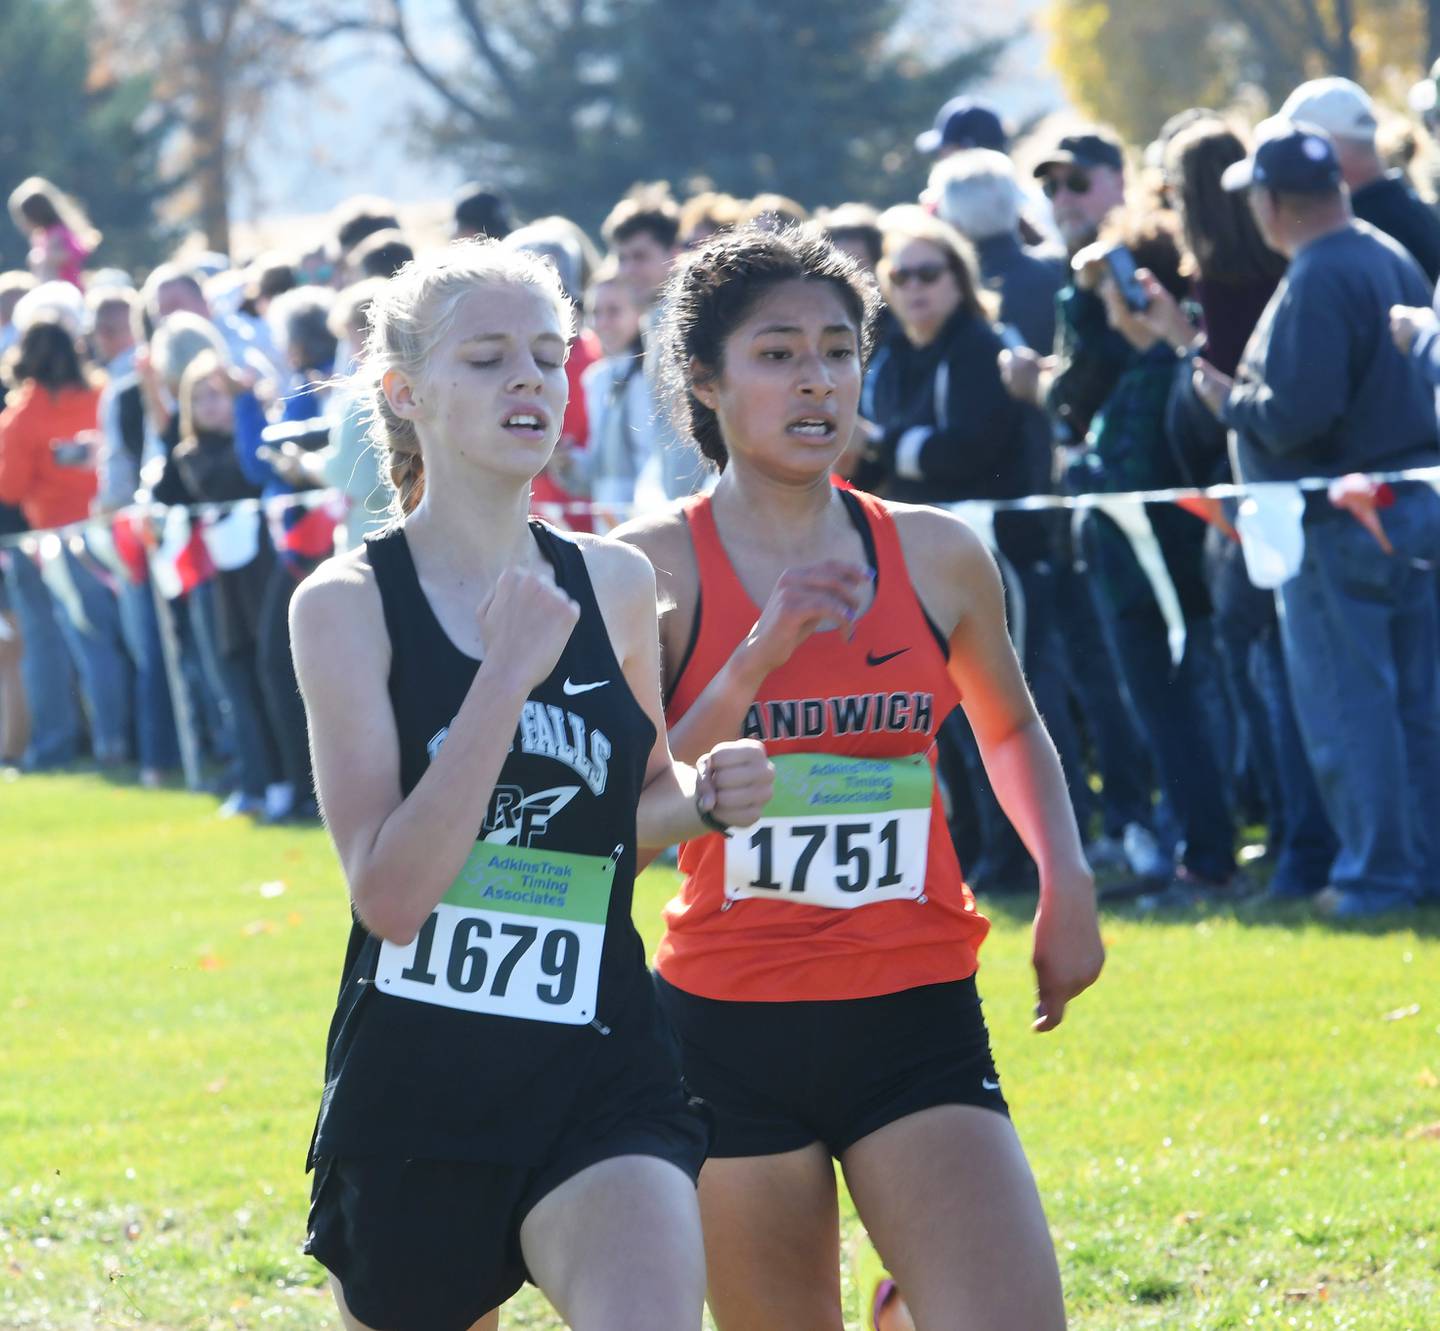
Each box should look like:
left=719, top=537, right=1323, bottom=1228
left=656, top=487, right=989, bottom=1002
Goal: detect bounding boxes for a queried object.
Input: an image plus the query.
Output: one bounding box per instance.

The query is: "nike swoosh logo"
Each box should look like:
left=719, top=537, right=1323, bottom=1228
left=866, top=648, right=910, bottom=667
left=562, top=678, right=609, bottom=696
left=982, top=1076, right=1001, bottom=1092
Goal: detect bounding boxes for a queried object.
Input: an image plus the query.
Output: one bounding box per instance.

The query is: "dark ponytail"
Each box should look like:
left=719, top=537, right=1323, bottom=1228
left=656, top=222, right=880, bottom=470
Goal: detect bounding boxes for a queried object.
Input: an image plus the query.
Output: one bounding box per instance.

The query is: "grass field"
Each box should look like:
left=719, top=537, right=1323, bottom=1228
left=4, top=771, right=1439, bottom=1330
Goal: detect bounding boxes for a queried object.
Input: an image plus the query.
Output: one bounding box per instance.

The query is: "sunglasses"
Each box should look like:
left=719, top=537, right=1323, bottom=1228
left=888, top=262, right=949, bottom=289
left=1042, top=171, right=1093, bottom=199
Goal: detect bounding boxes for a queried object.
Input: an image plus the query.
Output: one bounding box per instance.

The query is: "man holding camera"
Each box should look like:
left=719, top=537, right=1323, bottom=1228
left=1193, top=120, right=1440, bottom=918
left=998, top=127, right=1168, bottom=881
left=1000, top=129, right=1130, bottom=431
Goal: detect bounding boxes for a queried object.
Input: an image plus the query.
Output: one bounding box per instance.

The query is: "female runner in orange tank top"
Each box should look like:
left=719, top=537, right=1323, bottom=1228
left=616, top=225, right=1104, bottom=1331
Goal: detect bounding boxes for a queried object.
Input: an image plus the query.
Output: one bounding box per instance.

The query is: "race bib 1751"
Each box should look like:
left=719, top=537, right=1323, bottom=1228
left=723, top=753, right=933, bottom=910
left=374, top=843, right=613, bottom=1024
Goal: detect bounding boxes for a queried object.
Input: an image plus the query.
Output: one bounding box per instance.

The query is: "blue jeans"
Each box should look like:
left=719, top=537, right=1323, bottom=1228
left=1278, top=487, right=1440, bottom=901
left=116, top=576, right=181, bottom=772
left=187, top=581, right=241, bottom=783
left=1250, top=625, right=1337, bottom=891
left=59, top=550, right=134, bottom=762
left=1052, top=556, right=1154, bottom=836
left=1084, top=521, right=1236, bottom=883
left=3, top=550, right=81, bottom=767
left=1207, top=528, right=1336, bottom=891
left=215, top=646, right=280, bottom=798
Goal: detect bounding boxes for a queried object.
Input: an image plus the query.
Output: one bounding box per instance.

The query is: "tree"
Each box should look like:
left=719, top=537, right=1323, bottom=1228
left=0, top=0, right=176, bottom=275
left=1044, top=0, right=1430, bottom=145
left=374, top=0, right=1008, bottom=230
left=95, top=0, right=361, bottom=254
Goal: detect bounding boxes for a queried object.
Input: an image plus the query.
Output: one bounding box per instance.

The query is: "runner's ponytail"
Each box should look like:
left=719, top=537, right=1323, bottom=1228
left=356, top=239, right=575, bottom=521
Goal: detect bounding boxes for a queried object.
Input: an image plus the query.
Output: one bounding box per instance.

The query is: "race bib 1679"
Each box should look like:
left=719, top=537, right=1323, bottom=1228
left=375, top=843, right=613, bottom=1024
left=723, top=753, right=933, bottom=910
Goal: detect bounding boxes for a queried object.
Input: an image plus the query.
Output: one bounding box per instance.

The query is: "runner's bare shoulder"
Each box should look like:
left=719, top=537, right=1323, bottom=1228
left=610, top=504, right=700, bottom=610
left=289, top=544, right=390, bottom=686
left=566, top=529, right=662, bottom=663
left=885, top=500, right=998, bottom=640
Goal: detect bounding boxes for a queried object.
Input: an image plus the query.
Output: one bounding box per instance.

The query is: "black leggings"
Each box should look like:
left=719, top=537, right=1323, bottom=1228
left=256, top=557, right=318, bottom=800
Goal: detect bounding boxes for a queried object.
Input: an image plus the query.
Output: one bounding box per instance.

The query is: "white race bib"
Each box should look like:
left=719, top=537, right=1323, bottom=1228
left=375, top=842, right=614, bottom=1025
left=723, top=754, right=933, bottom=910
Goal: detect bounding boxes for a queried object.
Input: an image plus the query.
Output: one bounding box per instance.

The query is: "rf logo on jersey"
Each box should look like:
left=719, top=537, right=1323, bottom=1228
left=482, top=785, right=580, bottom=847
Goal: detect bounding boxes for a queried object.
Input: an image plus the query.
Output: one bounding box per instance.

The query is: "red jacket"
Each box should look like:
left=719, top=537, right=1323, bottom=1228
left=0, top=381, right=101, bottom=531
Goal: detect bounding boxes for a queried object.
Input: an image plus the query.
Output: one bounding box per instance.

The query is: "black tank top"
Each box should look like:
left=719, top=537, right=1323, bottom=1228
left=310, top=521, right=680, bottom=1167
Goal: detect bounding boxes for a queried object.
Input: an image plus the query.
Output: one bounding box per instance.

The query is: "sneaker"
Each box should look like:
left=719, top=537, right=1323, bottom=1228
left=967, top=858, right=1039, bottom=896
left=264, top=781, right=295, bottom=821
left=218, top=790, right=264, bottom=819
left=1123, top=822, right=1171, bottom=880
left=1136, top=866, right=1236, bottom=913
left=1083, top=834, right=1126, bottom=873
left=1315, top=886, right=1417, bottom=919
left=268, top=796, right=320, bottom=825
left=1259, top=877, right=1322, bottom=902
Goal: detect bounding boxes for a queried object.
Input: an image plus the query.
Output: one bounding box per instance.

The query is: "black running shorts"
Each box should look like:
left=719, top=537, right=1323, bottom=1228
left=305, top=1103, right=708, bottom=1329
left=654, top=974, right=1008, bottom=1159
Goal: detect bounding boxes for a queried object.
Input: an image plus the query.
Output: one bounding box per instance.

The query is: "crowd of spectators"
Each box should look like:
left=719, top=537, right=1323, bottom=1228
left=6, top=69, right=1440, bottom=919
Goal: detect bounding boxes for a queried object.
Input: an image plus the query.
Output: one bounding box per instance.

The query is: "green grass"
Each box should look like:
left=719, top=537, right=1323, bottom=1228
left=4, top=771, right=1439, bottom=1330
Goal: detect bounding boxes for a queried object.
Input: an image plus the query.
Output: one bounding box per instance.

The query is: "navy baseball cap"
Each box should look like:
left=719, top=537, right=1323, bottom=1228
left=1032, top=130, right=1126, bottom=177
left=916, top=98, right=1008, bottom=154
left=1221, top=118, right=1342, bottom=193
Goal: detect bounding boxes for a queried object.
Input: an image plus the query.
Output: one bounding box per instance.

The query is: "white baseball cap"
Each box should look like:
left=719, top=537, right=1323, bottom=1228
left=1410, top=58, right=1440, bottom=116
left=1279, top=77, right=1378, bottom=142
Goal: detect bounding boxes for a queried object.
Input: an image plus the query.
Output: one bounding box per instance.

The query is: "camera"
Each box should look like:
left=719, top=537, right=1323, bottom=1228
left=260, top=416, right=330, bottom=452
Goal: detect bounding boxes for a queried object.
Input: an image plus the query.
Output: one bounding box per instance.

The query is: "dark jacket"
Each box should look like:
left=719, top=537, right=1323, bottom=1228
left=152, top=429, right=259, bottom=508
left=1193, top=275, right=1279, bottom=378
left=1045, top=284, right=1134, bottom=443
left=1223, top=222, right=1440, bottom=485
left=974, top=233, right=1067, bottom=354
left=1080, top=344, right=1211, bottom=618
left=152, top=429, right=273, bottom=656
left=862, top=308, right=1053, bottom=562
left=1351, top=171, right=1440, bottom=286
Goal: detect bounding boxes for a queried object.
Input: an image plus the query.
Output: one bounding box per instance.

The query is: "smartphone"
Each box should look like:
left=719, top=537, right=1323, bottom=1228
left=1102, top=244, right=1150, bottom=313
left=50, top=439, right=91, bottom=467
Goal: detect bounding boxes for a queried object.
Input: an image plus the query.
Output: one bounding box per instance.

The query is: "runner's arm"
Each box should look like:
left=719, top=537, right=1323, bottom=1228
left=291, top=557, right=551, bottom=945
left=590, top=538, right=772, bottom=849
left=944, top=525, right=1091, bottom=892
left=906, top=508, right=1103, bottom=1030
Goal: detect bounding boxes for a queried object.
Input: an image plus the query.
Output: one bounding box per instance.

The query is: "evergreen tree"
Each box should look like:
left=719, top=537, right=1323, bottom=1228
left=609, top=0, right=1004, bottom=213
left=0, top=0, right=176, bottom=275
left=386, top=0, right=1006, bottom=229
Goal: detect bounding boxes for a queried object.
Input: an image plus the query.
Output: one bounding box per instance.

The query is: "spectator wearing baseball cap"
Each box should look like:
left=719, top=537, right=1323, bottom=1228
left=1031, top=128, right=1127, bottom=254
left=1011, top=127, right=1130, bottom=438
left=997, top=124, right=1160, bottom=872
left=915, top=97, right=1008, bottom=158
left=1409, top=58, right=1440, bottom=132
left=1279, top=77, right=1440, bottom=283
left=1196, top=116, right=1440, bottom=919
